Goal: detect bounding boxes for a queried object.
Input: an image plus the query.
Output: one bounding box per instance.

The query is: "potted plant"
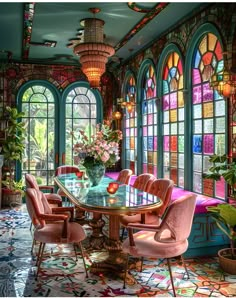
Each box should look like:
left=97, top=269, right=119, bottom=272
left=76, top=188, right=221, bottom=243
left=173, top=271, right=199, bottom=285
left=203, top=154, right=236, bottom=274
left=1, top=106, right=26, bottom=207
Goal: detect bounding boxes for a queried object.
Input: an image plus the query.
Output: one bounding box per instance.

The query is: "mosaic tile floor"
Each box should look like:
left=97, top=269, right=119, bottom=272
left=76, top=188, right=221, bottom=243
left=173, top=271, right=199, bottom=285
left=0, top=206, right=236, bottom=297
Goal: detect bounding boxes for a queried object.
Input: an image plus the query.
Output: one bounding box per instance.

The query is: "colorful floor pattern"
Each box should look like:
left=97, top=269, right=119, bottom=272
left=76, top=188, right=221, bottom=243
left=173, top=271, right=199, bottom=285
left=0, top=206, right=236, bottom=297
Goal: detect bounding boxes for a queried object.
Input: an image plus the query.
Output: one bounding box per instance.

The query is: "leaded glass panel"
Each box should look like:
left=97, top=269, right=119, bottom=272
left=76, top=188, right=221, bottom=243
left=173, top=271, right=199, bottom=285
left=192, top=32, right=226, bottom=198
left=161, top=52, right=184, bottom=187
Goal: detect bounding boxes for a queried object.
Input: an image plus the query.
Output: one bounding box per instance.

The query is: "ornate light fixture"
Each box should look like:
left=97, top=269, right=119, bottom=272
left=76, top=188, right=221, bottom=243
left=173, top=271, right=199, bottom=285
left=117, top=93, right=136, bottom=114
left=210, top=53, right=236, bottom=97
left=73, top=8, right=115, bottom=88
left=112, top=110, right=122, bottom=120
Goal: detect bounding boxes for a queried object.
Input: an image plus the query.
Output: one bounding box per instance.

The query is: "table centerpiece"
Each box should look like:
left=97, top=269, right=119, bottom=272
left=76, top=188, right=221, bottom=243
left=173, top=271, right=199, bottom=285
left=73, top=121, right=122, bottom=186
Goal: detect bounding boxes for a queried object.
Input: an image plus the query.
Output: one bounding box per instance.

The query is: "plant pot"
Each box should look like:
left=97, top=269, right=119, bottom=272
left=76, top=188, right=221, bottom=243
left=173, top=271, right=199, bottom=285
left=218, top=248, right=236, bottom=274
left=2, top=188, right=22, bottom=208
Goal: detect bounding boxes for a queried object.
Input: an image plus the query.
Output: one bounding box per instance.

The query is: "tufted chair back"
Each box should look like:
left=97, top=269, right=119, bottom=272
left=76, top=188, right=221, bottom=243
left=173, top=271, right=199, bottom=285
left=148, top=178, right=174, bottom=217
left=133, top=173, right=156, bottom=192
left=117, top=169, right=133, bottom=185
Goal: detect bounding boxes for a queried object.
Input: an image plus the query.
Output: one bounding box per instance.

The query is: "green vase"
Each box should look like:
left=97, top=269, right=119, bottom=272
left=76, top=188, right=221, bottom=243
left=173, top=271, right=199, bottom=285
left=85, top=163, right=106, bottom=187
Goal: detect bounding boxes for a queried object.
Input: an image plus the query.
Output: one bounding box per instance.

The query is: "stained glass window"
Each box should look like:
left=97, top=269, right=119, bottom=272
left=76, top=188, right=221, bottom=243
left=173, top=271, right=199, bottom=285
left=192, top=32, right=226, bottom=199
left=124, top=75, right=137, bottom=174
left=162, top=52, right=184, bottom=187
left=142, top=65, right=158, bottom=176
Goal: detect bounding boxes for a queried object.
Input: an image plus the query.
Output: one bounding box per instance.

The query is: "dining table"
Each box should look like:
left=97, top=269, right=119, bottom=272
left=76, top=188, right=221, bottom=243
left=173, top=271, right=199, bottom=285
left=54, top=173, right=162, bottom=277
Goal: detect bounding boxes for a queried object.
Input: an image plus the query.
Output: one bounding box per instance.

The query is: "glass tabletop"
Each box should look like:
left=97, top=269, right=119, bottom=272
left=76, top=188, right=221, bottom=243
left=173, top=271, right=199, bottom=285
left=54, top=173, right=161, bottom=214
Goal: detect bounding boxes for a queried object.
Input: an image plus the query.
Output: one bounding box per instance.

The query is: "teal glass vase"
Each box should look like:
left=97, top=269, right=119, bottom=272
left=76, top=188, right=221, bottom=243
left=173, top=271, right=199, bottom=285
left=85, top=162, right=106, bottom=187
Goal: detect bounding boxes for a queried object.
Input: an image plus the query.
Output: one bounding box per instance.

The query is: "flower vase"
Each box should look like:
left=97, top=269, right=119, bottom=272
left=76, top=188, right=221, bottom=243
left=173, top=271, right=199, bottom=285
left=85, top=163, right=106, bottom=187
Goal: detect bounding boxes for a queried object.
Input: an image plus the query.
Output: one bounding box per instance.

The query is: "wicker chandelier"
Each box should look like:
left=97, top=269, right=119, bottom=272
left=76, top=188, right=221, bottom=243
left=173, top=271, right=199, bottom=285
left=73, top=8, right=115, bottom=88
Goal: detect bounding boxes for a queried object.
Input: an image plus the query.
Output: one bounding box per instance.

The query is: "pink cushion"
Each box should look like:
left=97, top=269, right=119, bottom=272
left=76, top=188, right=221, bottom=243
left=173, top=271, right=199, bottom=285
left=107, top=173, right=224, bottom=214
left=34, top=222, right=86, bottom=243
left=122, top=230, right=188, bottom=258
left=172, top=188, right=223, bottom=214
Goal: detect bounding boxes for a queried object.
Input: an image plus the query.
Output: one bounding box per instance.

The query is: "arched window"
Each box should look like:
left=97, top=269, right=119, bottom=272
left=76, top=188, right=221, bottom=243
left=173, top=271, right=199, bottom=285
left=192, top=32, right=226, bottom=198
left=162, top=52, right=184, bottom=187
left=21, top=83, right=57, bottom=185
left=123, top=75, right=137, bottom=174
left=141, top=64, right=158, bottom=175
left=19, top=81, right=101, bottom=184
left=64, top=86, right=97, bottom=165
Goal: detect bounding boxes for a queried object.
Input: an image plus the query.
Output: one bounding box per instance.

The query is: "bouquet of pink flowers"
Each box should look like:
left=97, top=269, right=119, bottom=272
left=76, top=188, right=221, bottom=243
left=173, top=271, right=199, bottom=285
left=73, top=121, right=122, bottom=168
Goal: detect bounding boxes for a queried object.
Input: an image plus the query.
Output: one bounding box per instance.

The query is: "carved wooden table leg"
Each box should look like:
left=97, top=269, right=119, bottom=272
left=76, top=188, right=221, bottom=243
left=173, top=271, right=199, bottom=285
left=87, top=212, right=105, bottom=250
left=89, top=214, right=138, bottom=284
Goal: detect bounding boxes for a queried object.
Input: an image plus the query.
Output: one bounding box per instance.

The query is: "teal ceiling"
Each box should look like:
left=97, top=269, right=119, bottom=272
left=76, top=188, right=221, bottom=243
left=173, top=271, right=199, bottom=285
left=0, top=2, right=210, bottom=67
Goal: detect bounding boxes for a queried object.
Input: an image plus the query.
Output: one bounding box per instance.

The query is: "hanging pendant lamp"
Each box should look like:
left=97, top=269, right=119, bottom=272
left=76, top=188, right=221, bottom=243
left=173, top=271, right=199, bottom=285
left=73, top=8, right=115, bottom=88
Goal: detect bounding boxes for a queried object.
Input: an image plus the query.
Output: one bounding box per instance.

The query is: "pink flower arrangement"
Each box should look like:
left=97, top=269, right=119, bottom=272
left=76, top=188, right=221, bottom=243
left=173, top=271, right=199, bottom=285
left=73, top=122, right=122, bottom=168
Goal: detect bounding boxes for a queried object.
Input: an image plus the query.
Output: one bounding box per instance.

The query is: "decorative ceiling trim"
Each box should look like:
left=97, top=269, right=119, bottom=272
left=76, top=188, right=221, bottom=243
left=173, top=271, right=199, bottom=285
left=115, top=2, right=169, bottom=51
left=22, top=3, right=35, bottom=60
left=128, top=2, right=156, bottom=13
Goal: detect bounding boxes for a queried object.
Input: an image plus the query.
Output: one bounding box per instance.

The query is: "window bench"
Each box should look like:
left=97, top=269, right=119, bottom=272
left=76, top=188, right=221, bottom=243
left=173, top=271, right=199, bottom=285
left=172, top=188, right=229, bottom=257
left=106, top=172, right=230, bottom=256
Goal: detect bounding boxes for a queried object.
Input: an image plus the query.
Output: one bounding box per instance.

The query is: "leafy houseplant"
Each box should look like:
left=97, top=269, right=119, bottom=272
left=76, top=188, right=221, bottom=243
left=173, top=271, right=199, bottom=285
left=203, top=154, right=236, bottom=199
left=204, top=154, right=236, bottom=273
left=1, top=106, right=26, bottom=206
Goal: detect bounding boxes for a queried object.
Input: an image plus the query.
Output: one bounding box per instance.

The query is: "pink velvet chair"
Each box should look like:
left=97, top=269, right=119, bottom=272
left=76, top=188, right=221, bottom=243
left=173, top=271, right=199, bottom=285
left=25, top=188, right=88, bottom=279
left=25, top=173, right=62, bottom=207
left=25, top=173, right=63, bottom=231
left=120, top=178, right=174, bottom=230
left=120, top=173, right=156, bottom=239
left=25, top=174, right=76, bottom=251
left=55, top=166, right=86, bottom=219
left=122, top=194, right=197, bottom=296
left=117, top=169, right=133, bottom=185
left=55, top=165, right=83, bottom=198
left=132, top=173, right=156, bottom=192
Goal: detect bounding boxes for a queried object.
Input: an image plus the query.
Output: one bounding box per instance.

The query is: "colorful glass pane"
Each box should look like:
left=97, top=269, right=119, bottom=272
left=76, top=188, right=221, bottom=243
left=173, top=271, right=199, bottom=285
left=161, top=51, right=184, bottom=187
left=170, top=136, right=177, bottom=151
left=192, top=32, right=226, bottom=198
left=203, top=134, right=214, bottom=154
left=141, top=64, right=158, bottom=175
left=193, top=86, right=202, bottom=104
left=124, top=74, right=137, bottom=174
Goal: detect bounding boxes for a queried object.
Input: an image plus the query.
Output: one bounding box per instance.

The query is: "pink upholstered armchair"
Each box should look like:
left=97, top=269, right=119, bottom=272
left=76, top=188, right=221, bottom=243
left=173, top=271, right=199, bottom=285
left=25, top=173, right=62, bottom=207
left=117, top=169, right=133, bottom=185
left=55, top=165, right=83, bottom=197
left=120, top=178, right=174, bottom=231
left=122, top=194, right=197, bottom=296
left=25, top=188, right=88, bottom=279
left=132, top=173, right=156, bottom=192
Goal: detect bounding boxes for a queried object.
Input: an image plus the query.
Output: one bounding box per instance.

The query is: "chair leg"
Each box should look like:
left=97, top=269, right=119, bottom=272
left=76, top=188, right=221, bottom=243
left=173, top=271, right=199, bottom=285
left=36, top=243, right=46, bottom=280
left=29, top=222, right=32, bottom=231
left=167, top=258, right=176, bottom=297
left=31, top=238, right=36, bottom=254
left=73, top=243, right=78, bottom=261
left=140, top=257, right=144, bottom=272
left=78, top=242, right=88, bottom=278
left=35, top=242, right=42, bottom=266
left=120, top=227, right=125, bottom=241
left=180, top=254, right=190, bottom=279
left=123, top=253, right=129, bottom=289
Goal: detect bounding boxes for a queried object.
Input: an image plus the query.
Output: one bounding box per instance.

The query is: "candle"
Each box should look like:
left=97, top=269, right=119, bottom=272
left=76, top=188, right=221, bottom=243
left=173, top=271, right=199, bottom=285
left=76, top=172, right=83, bottom=179
left=108, top=197, right=117, bottom=204
left=108, top=182, right=119, bottom=190
left=107, top=186, right=117, bottom=194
